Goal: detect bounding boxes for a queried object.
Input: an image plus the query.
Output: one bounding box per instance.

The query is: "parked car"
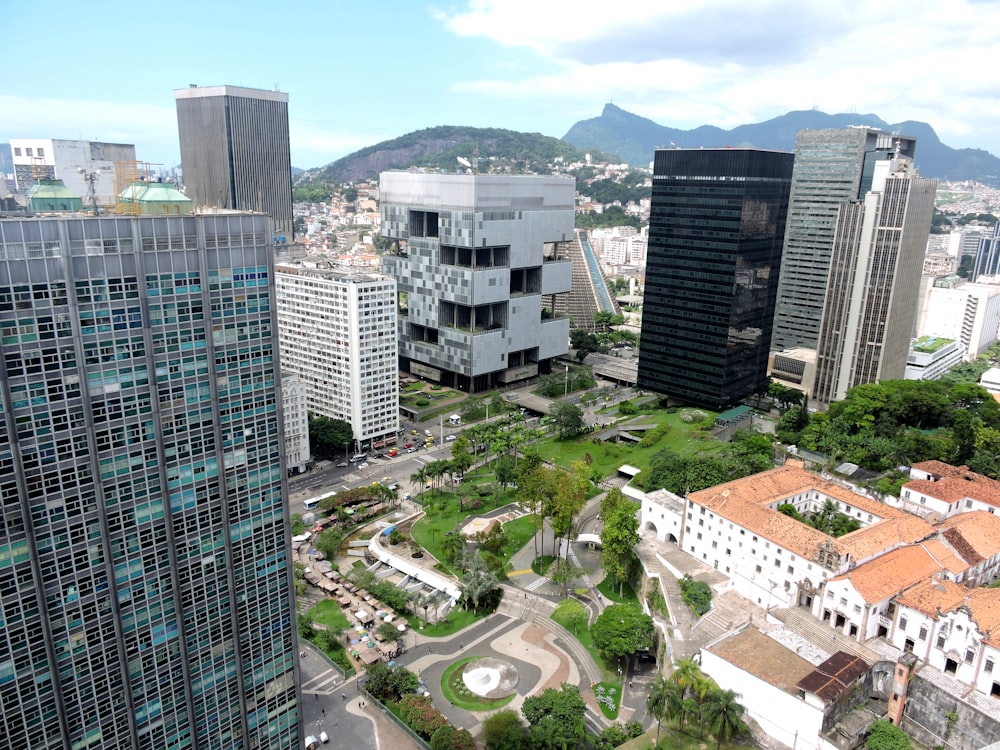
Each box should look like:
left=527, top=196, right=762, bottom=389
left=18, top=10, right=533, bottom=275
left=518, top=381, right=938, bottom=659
left=336, top=461, right=348, bottom=468
left=387, top=449, right=399, bottom=457
left=358, top=462, right=369, bottom=469
left=445, top=434, right=457, bottom=442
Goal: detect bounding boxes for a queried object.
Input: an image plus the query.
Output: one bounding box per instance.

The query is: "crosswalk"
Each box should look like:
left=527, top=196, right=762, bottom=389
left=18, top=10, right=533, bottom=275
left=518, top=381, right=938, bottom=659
left=526, top=576, right=550, bottom=592
left=300, top=666, right=341, bottom=696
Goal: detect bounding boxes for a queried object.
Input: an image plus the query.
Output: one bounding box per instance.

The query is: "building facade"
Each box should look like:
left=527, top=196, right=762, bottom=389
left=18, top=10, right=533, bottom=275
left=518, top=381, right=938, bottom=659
left=174, top=85, right=293, bottom=238
left=914, top=279, right=1000, bottom=361
left=281, top=373, right=310, bottom=474
left=10, top=139, right=136, bottom=206
left=812, top=160, right=937, bottom=403
left=0, top=214, right=300, bottom=749
left=905, top=337, right=964, bottom=381
left=379, top=172, right=573, bottom=393
left=636, top=148, right=793, bottom=410
left=275, top=263, right=398, bottom=451
left=771, top=128, right=917, bottom=352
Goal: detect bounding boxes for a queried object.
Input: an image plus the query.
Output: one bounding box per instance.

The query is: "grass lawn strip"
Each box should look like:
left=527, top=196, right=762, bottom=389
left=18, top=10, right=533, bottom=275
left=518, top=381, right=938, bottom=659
left=593, top=680, right=621, bottom=720
left=307, top=599, right=351, bottom=631
left=439, top=656, right=517, bottom=711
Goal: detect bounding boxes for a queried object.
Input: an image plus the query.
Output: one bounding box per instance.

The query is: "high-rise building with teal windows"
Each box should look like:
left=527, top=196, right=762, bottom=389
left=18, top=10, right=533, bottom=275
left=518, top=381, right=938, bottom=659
left=0, top=213, right=300, bottom=749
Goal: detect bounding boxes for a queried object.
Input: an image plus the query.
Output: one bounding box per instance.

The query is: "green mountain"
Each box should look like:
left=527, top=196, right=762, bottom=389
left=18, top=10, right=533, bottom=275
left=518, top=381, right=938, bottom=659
left=563, top=104, right=1000, bottom=185
left=302, top=126, right=594, bottom=184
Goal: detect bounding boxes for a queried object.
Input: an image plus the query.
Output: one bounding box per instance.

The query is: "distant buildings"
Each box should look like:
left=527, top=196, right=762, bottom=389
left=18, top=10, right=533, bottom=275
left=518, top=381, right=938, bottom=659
left=275, top=262, right=398, bottom=451
left=9, top=138, right=136, bottom=206
left=0, top=212, right=300, bottom=749
left=973, top=223, right=1000, bottom=282
left=637, top=148, right=793, bottom=410
left=914, top=277, right=1000, bottom=361
left=379, top=172, right=574, bottom=393
left=772, top=128, right=917, bottom=353
left=175, top=85, right=293, bottom=237
left=905, top=336, right=964, bottom=381
left=812, top=158, right=936, bottom=402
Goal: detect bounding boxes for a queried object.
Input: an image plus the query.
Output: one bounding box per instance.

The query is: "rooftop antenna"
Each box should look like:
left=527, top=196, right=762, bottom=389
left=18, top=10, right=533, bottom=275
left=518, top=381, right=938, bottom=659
left=457, top=156, right=472, bottom=173
left=77, top=166, right=106, bottom=214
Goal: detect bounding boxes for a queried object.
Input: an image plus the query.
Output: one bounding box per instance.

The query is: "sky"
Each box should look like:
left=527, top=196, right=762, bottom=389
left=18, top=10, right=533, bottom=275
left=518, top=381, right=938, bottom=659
left=5, top=0, right=1000, bottom=171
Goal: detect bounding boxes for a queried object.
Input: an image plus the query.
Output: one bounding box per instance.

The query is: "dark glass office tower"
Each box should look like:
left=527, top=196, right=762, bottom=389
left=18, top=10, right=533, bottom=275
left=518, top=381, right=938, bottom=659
left=0, top=214, right=300, bottom=749
left=637, top=149, right=793, bottom=410
left=175, top=85, right=294, bottom=238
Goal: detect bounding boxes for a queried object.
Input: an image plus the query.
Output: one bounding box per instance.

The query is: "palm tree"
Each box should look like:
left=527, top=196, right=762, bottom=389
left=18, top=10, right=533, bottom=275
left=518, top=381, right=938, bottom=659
left=440, top=532, right=465, bottom=565
left=701, top=688, right=748, bottom=750
left=409, top=467, right=428, bottom=496
left=670, top=658, right=704, bottom=699
left=678, top=697, right=700, bottom=734
left=647, top=676, right=684, bottom=748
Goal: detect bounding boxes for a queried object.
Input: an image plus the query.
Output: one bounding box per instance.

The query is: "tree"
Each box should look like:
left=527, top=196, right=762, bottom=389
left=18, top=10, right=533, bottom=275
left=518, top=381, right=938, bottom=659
left=865, top=719, right=912, bottom=750
left=647, top=675, right=684, bottom=745
left=678, top=574, right=712, bottom=616
left=364, top=662, right=419, bottom=702
left=670, top=658, right=710, bottom=702
left=440, top=532, right=466, bottom=566
left=591, top=604, right=654, bottom=676
left=314, top=527, right=345, bottom=560
left=701, top=688, right=748, bottom=749
left=546, top=557, right=582, bottom=595
left=550, top=401, right=586, bottom=439
left=376, top=621, right=400, bottom=643
left=556, top=597, right=588, bottom=635
left=397, top=694, right=448, bottom=739
left=601, top=498, right=640, bottom=596
left=309, top=416, right=353, bottom=457
left=483, top=708, right=526, bottom=750
left=521, top=684, right=587, bottom=750
left=430, top=725, right=476, bottom=750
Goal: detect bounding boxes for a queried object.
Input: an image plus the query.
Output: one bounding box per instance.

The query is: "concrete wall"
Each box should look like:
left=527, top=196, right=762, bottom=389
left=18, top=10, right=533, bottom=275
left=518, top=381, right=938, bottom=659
left=903, top=675, right=1000, bottom=750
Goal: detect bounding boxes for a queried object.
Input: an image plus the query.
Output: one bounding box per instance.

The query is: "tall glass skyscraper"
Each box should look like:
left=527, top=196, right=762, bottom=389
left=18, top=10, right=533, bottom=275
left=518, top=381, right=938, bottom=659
left=771, top=128, right=917, bottom=352
left=0, top=214, right=300, bottom=749
left=637, top=148, right=794, bottom=410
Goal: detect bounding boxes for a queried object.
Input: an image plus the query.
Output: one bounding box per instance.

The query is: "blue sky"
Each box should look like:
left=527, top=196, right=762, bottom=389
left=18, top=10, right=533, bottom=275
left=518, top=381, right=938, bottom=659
left=5, top=1, right=1000, bottom=170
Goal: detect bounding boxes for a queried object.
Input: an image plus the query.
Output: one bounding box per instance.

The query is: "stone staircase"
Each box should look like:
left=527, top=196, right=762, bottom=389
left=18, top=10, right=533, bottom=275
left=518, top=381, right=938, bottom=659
left=769, top=607, right=880, bottom=664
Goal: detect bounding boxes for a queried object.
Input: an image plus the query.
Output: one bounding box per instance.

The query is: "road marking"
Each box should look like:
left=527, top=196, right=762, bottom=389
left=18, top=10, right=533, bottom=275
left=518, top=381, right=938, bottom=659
left=526, top=577, right=550, bottom=592
left=508, top=568, right=533, bottom=577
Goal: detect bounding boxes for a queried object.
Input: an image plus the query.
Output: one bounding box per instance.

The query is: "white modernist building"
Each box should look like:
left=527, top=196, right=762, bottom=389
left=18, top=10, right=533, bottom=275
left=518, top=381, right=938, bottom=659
left=905, top=336, right=964, bottom=381
left=380, top=172, right=574, bottom=393
left=914, top=279, right=1000, bottom=361
left=275, top=262, right=399, bottom=451
left=9, top=138, right=136, bottom=206
left=281, top=372, right=310, bottom=474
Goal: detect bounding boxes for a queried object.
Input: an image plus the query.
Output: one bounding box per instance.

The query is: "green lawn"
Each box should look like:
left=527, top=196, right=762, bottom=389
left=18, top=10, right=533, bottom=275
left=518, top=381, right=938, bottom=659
left=417, top=605, right=482, bottom=637
left=439, top=656, right=517, bottom=711
left=500, top=515, right=537, bottom=565
left=593, top=681, right=621, bottom=720
left=598, top=577, right=639, bottom=606
left=307, top=599, right=351, bottom=631
left=551, top=598, right=619, bottom=681
left=534, top=409, right=723, bottom=481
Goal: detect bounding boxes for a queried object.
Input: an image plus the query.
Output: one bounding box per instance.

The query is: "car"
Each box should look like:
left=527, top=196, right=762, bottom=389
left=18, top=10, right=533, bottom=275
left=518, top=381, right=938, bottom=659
left=445, top=434, right=457, bottom=442
left=382, top=476, right=392, bottom=484
left=424, top=429, right=433, bottom=437
left=387, top=449, right=399, bottom=457
left=336, top=461, right=348, bottom=468
left=404, top=442, right=413, bottom=449
left=358, top=462, right=369, bottom=469
left=405, top=447, right=417, bottom=454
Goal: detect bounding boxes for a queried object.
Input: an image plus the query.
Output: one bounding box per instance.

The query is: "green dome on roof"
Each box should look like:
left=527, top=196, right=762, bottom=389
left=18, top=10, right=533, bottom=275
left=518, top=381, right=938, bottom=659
left=118, top=181, right=193, bottom=214
left=27, top=180, right=83, bottom=211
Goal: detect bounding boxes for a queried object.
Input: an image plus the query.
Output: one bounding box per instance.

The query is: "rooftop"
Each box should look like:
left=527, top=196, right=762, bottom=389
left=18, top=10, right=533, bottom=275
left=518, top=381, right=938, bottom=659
left=912, top=335, right=954, bottom=354
left=708, top=627, right=816, bottom=695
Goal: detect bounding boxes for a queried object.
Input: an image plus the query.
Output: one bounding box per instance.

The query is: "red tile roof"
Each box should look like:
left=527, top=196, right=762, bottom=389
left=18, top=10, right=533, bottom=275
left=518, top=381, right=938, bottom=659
left=829, top=545, right=945, bottom=604
left=906, top=462, right=1000, bottom=508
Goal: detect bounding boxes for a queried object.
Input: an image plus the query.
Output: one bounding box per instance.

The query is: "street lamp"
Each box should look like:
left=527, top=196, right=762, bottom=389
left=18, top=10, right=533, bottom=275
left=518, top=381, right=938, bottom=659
left=564, top=365, right=569, bottom=396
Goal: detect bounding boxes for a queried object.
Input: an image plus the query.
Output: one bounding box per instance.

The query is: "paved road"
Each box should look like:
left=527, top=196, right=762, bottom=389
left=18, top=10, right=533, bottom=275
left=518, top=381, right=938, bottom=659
left=298, top=641, right=374, bottom=748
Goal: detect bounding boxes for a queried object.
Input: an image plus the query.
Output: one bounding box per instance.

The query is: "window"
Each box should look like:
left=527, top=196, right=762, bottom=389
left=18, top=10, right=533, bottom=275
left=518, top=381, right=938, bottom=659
left=14, top=147, right=21, bottom=156
left=986, top=659, right=994, bottom=674
left=755, top=565, right=762, bottom=574
left=937, top=635, right=946, bottom=648
left=966, top=650, right=975, bottom=664
left=900, top=617, right=908, bottom=631
left=918, top=627, right=927, bottom=641
left=37, top=147, right=44, bottom=157
left=853, top=605, right=862, bottom=614
left=840, top=597, right=848, bottom=607
left=26, top=147, right=33, bottom=156
left=827, top=590, right=834, bottom=599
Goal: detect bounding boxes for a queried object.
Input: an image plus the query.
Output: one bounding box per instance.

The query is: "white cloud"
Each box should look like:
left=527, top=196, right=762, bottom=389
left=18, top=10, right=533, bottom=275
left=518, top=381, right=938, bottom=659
left=438, top=0, right=1000, bottom=154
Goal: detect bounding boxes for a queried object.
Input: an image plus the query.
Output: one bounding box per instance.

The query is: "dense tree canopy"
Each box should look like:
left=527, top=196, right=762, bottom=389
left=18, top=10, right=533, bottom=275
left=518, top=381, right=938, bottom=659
left=793, top=379, right=1000, bottom=475
left=591, top=603, right=654, bottom=663
left=521, top=684, right=587, bottom=750
left=643, top=429, right=774, bottom=494
left=309, top=416, right=353, bottom=457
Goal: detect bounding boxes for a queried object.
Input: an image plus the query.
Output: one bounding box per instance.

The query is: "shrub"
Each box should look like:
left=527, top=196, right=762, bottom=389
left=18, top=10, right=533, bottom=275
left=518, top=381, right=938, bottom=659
left=430, top=725, right=476, bottom=750
left=397, top=694, right=448, bottom=739
left=678, top=574, right=712, bottom=616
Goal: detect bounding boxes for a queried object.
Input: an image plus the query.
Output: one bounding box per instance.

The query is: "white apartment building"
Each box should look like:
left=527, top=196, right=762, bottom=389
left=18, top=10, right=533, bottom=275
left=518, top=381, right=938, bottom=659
left=899, top=460, right=1000, bottom=521
left=914, top=279, right=1000, bottom=360
left=281, top=372, right=310, bottom=474
left=9, top=138, right=136, bottom=206
left=275, top=263, right=399, bottom=451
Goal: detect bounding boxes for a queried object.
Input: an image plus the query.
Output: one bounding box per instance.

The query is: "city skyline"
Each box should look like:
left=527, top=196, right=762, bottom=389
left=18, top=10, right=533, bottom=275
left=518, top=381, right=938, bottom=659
left=4, top=1, right=1000, bottom=170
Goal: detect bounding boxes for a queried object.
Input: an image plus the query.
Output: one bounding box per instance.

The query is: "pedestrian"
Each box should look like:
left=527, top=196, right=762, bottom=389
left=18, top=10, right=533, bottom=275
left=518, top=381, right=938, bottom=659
left=314, top=694, right=318, bottom=701
left=459, top=642, right=463, bottom=650
left=341, top=693, right=347, bottom=700
left=321, top=709, right=325, bottom=716
left=629, top=681, right=633, bottom=689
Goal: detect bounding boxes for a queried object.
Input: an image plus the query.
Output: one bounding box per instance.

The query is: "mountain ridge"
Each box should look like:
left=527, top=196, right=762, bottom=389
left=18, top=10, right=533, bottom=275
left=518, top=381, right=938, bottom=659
left=563, top=104, right=1000, bottom=184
